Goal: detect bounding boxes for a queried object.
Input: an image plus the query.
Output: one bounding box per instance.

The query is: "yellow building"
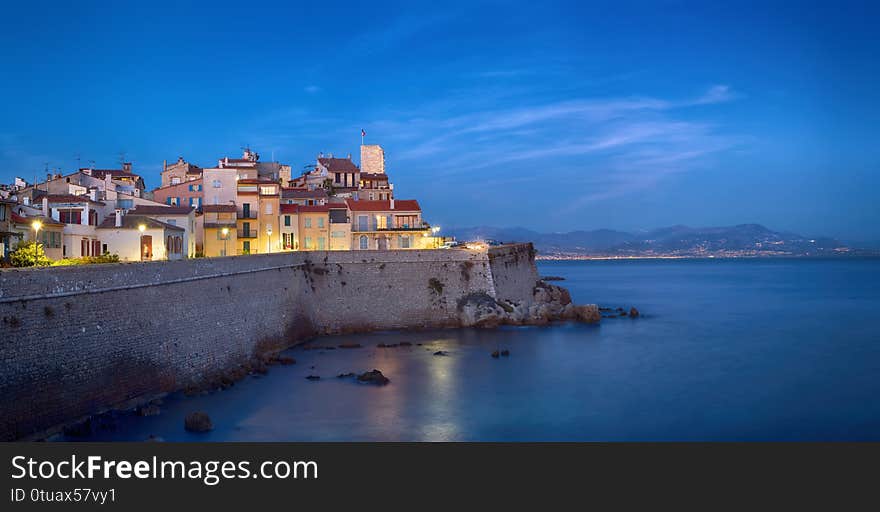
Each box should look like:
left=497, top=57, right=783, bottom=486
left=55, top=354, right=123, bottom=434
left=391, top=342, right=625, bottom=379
left=11, top=213, right=65, bottom=260
left=297, top=204, right=330, bottom=251
left=236, top=179, right=280, bottom=255
left=202, top=204, right=237, bottom=257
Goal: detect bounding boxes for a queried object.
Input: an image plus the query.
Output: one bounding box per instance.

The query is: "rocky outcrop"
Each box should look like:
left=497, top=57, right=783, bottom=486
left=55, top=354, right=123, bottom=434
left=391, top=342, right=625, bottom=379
left=456, top=281, right=598, bottom=328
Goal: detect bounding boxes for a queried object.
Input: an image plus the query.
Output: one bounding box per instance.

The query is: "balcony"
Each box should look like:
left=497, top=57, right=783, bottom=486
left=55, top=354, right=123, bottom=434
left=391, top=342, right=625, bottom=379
left=237, top=210, right=258, bottom=219
left=237, top=230, right=258, bottom=238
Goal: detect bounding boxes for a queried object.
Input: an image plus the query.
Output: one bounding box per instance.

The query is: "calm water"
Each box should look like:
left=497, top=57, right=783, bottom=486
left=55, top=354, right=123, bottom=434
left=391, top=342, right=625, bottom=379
left=69, top=258, right=880, bottom=441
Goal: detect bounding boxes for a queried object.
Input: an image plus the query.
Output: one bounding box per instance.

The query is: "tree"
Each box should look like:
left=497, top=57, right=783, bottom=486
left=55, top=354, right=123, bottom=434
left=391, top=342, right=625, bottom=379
left=10, top=240, right=51, bottom=267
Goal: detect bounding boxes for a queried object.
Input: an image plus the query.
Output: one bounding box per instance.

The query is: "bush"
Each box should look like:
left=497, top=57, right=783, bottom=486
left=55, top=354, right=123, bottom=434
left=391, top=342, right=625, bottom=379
left=50, top=253, right=120, bottom=266
left=10, top=240, right=51, bottom=267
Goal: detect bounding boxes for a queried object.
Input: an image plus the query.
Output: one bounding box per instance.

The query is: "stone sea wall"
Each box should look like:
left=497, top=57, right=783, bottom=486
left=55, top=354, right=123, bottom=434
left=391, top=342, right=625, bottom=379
left=0, top=244, right=590, bottom=440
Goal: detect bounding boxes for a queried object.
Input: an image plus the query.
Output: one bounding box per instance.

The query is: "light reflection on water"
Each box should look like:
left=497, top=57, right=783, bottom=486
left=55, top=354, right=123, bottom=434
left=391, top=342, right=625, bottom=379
left=66, top=258, right=880, bottom=441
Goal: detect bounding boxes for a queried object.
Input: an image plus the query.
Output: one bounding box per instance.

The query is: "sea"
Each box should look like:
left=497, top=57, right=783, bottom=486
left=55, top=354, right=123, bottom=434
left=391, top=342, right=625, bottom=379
left=66, top=257, right=880, bottom=441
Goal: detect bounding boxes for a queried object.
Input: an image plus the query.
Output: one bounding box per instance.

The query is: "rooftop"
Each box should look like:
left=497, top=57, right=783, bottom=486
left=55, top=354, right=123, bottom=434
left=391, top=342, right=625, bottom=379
left=345, top=199, right=420, bottom=212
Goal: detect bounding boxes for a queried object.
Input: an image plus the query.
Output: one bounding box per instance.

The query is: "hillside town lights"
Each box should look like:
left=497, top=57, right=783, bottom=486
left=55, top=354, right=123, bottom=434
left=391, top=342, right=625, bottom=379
left=221, top=227, right=229, bottom=256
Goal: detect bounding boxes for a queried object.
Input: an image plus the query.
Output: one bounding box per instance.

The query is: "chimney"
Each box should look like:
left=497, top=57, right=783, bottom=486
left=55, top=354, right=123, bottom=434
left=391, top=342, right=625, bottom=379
left=163, top=159, right=167, bottom=172
left=42, top=196, right=49, bottom=217
left=115, top=209, right=123, bottom=227
left=122, top=162, right=132, bottom=173
left=390, top=198, right=395, bottom=210
left=347, top=153, right=352, bottom=160
left=89, top=188, right=98, bottom=201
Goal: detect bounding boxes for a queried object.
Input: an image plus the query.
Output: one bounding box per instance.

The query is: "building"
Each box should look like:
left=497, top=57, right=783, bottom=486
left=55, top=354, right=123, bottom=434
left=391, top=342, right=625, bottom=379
left=280, top=188, right=328, bottom=206
left=279, top=204, right=299, bottom=251
left=236, top=179, right=280, bottom=255
left=10, top=213, right=64, bottom=260
left=346, top=199, right=429, bottom=250
left=360, top=173, right=392, bottom=200
left=160, top=157, right=202, bottom=187
left=126, top=205, right=196, bottom=257
left=360, top=144, right=385, bottom=174
left=151, top=178, right=204, bottom=210
left=317, top=155, right=360, bottom=192
left=97, top=212, right=186, bottom=261
left=328, top=204, right=351, bottom=250
left=202, top=204, right=237, bottom=257
left=41, top=194, right=105, bottom=258
left=0, top=198, right=17, bottom=258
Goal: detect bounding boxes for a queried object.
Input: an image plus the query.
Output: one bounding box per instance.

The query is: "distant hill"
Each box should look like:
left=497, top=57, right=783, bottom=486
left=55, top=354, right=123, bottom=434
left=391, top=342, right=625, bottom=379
left=446, top=224, right=859, bottom=257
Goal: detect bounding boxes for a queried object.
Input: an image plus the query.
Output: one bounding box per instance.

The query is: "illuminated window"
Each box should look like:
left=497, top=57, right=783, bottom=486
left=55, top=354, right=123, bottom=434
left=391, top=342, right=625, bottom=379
left=359, top=235, right=368, bottom=250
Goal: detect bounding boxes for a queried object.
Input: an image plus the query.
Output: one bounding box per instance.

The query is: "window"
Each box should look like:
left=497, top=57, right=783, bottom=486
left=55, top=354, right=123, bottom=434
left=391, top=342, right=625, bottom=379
left=284, top=215, right=291, bottom=226
left=60, top=210, right=81, bottom=224
left=359, top=235, right=368, bottom=250
left=171, top=177, right=181, bottom=185
left=357, top=215, right=368, bottom=231
left=334, top=172, right=341, bottom=184
left=0, top=206, right=5, bottom=221
left=317, top=237, right=325, bottom=250
left=399, top=235, right=411, bottom=248
left=169, top=197, right=179, bottom=206
left=305, top=218, right=312, bottom=228
left=318, top=217, right=324, bottom=228
left=212, top=179, right=222, bottom=188
left=167, top=235, right=173, bottom=253
left=260, top=186, right=276, bottom=195
left=102, top=243, right=107, bottom=254
left=331, top=231, right=344, bottom=238
left=304, top=237, right=313, bottom=250
left=166, top=219, right=177, bottom=226
left=376, top=215, right=387, bottom=229
left=242, top=241, right=250, bottom=254
left=265, top=203, right=273, bottom=215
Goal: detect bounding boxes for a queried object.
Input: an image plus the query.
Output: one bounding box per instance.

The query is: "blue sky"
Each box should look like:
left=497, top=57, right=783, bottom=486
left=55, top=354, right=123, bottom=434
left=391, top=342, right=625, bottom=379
left=1, top=1, right=878, bottom=241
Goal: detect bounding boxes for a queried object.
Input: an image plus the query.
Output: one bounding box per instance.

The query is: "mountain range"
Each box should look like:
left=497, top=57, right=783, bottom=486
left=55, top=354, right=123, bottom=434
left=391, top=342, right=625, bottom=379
left=445, top=224, right=863, bottom=258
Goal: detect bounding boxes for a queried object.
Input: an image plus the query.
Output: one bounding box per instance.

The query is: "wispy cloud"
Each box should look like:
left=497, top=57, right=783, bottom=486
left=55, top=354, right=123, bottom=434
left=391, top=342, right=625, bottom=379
left=358, top=85, right=740, bottom=209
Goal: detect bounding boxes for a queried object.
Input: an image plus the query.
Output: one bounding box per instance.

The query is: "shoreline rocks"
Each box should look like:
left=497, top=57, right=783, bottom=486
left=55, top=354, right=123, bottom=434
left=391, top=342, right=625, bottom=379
left=457, top=280, right=599, bottom=328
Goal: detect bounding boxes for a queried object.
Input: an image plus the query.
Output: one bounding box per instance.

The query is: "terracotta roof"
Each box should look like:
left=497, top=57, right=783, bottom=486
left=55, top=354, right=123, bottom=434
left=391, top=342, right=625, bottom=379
left=11, top=213, right=63, bottom=226
left=318, top=157, right=359, bottom=174
left=97, top=215, right=184, bottom=231
left=281, top=188, right=328, bottom=199
left=345, top=199, right=420, bottom=212
left=297, top=204, right=330, bottom=213
left=280, top=204, right=299, bottom=214
left=202, top=204, right=237, bottom=213
left=151, top=177, right=203, bottom=191
left=45, top=194, right=106, bottom=205
left=127, top=205, right=194, bottom=215
left=360, top=173, right=388, bottom=180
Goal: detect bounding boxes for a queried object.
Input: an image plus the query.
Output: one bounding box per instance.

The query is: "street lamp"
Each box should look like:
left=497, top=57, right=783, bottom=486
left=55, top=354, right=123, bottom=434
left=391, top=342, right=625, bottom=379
left=431, top=225, right=441, bottom=248
left=266, top=225, right=273, bottom=253
left=138, top=223, right=147, bottom=261
left=221, top=227, right=229, bottom=256
left=31, top=220, right=42, bottom=259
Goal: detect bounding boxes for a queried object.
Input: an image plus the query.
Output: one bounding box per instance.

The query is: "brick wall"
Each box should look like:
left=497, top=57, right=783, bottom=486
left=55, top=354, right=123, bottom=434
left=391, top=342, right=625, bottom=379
left=0, top=244, right=539, bottom=440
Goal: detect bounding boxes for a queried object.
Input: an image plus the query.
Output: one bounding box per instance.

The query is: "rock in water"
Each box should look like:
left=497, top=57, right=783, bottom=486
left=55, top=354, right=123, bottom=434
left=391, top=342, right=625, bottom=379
left=184, top=412, right=213, bottom=433
left=629, top=307, right=640, bottom=318
left=573, top=305, right=601, bottom=324
left=357, top=369, right=390, bottom=385
left=491, top=350, right=500, bottom=358
left=433, top=350, right=448, bottom=356
left=305, top=375, right=321, bottom=381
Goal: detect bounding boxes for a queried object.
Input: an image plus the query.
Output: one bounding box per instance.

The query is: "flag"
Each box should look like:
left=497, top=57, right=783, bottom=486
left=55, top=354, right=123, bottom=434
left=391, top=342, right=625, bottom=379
left=361, top=129, right=366, bottom=137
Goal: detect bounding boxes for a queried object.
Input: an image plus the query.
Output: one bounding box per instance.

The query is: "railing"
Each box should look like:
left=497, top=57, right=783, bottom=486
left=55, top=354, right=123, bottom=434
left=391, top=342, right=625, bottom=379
left=237, top=211, right=258, bottom=219
left=237, top=230, right=258, bottom=238
left=204, top=222, right=237, bottom=229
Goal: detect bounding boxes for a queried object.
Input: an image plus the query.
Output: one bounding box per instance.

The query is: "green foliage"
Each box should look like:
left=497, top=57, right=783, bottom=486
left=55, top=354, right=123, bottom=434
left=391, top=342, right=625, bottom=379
left=10, top=240, right=51, bottom=267
left=50, top=253, right=120, bottom=266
